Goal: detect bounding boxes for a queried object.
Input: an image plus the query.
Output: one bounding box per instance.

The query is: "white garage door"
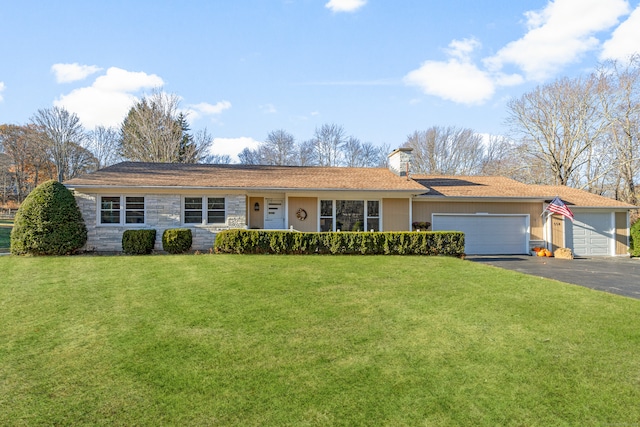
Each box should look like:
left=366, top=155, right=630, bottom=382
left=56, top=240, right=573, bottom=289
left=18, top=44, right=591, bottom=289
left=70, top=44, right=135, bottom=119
left=572, top=213, right=612, bottom=256
left=432, top=214, right=529, bottom=255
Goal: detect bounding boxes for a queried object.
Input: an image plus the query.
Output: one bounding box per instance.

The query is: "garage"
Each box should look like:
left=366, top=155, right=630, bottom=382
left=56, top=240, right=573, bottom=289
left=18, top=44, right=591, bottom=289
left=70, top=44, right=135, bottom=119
left=571, top=212, right=613, bottom=256
left=432, top=214, right=529, bottom=255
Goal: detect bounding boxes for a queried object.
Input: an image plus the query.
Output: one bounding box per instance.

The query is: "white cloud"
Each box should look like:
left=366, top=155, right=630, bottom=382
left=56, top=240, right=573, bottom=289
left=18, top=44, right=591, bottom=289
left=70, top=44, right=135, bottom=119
left=405, top=60, right=495, bottom=105
left=325, top=0, right=366, bottom=13
left=184, top=101, right=232, bottom=122
left=485, top=0, right=629, bottom=80
left=601, top=5, right=640, bottom=61
left=92, top=67, right=163, bottom=92
left=446, top=38, right=481, bottom=60
left=210, top=137, right=261, bottom=163
left=405, top=0, right=630, bottom=105
left=0, top=81, right=5, bottom=102
left=54, top=67, right=164, bottom=128
left=51, top=63, right=102, bottom=83
left=404, top=38, right=495, bottom=105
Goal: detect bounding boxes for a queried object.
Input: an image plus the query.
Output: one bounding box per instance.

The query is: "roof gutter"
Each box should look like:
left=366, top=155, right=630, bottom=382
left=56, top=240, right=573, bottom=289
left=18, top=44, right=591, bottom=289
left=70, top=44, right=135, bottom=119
left=413, top=195, right=636, bottom=209
left=64, top=184, right=422, bottom=193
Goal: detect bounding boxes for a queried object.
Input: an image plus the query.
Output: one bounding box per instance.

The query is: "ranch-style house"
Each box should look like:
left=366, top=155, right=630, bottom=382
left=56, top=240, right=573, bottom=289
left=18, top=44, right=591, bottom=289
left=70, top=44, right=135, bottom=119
left=64, top=148, right=635, bottom=256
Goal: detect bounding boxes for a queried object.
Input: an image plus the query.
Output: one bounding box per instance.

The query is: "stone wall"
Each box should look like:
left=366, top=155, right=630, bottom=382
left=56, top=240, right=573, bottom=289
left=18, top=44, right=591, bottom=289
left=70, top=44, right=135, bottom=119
left=74, top=192, right=246, bottom=252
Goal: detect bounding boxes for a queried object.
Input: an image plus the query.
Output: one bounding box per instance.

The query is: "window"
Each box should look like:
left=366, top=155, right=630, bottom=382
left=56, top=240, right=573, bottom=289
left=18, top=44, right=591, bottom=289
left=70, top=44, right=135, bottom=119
left=100, top=196, right=145, bottom=225
left=100, top=196, right=121, bottom=224
left=207, top=197, right=225, bottom=224
left=320, top=200, right=333, bottom=232
left=183, top=196, right=227, bottom=224
left=367, top=201, right=379, bottom=232
left=184, top=197, right=203, bottom=224
left=125, top=197, right=145, bottom=224
left=336, top=200, right=364, bottom=231
left=320, top=199, right=380, bottom=232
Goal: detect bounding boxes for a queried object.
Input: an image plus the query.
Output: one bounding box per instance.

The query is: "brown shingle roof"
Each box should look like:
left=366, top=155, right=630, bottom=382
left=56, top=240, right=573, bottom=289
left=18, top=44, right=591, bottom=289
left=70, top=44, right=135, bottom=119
left=527, top=185, right=636, bottom=208
left=64, top=162, right=427, bottom=192
left=413, top=175, right=635, bottom=208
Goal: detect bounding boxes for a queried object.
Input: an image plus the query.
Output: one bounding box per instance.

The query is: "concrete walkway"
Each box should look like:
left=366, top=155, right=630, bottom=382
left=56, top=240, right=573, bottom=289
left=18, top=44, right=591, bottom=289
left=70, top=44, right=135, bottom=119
left=467, top=255, right=640, bottom=300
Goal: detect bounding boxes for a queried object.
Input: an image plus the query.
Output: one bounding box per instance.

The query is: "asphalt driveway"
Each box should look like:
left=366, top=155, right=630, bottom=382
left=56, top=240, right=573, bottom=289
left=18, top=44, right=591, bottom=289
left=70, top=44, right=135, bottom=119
left=467, top=255, right=640, bottom=300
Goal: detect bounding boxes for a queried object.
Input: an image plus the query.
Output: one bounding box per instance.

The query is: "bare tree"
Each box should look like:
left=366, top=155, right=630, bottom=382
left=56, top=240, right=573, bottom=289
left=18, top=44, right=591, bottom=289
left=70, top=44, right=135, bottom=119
left=238, top=147, right=260, bottom=165
left=237, top=130, right=313, bottom=166
left=404, top=126, right=485, bottom=175
left=185, top=127, right=216, bottom=163
left=0, top=124, right=32, bottom=201
left=361, top=142, right=385, bottom=167
left=261, top=129, right=297, bottom=165
left=342, top=137, right=385, bottom=167
left=377, top=143, right=391, bottom=168
left=31, top=106, right=87, bottom=182
left=597, top=56, right=640, bottom=204
left=312, top=123, right=346, bottom=167
left=342, top=136, right=363, bottom=167
left=119, top=91, right=212, bottom=163
left=120, top=91, right=181, bottom=162
left=236, top=126, right=385, bottom=168
left=88, top=126, right=122, bottom=169
left=506, top=75, right=607, bottom=186
left=295, top=140, right=316, bottom=166
left=479, top=135, right=515, bottom=176
left=67, top=142, right=99, bottom=179
left=0, top=124, right=56, bottom=200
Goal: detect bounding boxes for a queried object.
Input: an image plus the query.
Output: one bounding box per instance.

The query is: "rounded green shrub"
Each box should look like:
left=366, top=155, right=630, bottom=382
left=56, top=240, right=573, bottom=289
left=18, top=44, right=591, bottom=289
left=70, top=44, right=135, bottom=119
left=162, top=228, right=193, bottom=254
left=630, top=219, right=640, bottom=257
left=10, top=180, right=87, bottom=255
left=122, top=229, right=157, bottom=255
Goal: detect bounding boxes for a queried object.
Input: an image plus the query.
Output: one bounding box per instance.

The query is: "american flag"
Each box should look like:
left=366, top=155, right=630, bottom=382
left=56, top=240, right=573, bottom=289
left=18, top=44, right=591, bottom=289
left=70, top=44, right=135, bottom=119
left=545, top=196, right=574, bottom=221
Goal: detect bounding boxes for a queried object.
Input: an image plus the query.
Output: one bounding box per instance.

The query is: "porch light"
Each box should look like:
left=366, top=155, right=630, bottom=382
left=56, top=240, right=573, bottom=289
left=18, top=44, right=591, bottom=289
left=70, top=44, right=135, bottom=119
left=254, top=202, right=260, bottom=211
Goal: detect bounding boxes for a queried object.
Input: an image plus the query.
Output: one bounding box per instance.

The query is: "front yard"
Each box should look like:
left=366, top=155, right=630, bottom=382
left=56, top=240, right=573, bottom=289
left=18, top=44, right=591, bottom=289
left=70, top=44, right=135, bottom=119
left=1, top=254, right=639, bottom=425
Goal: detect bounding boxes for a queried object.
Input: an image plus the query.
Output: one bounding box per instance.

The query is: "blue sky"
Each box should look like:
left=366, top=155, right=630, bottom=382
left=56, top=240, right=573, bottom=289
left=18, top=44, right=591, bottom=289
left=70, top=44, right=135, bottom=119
left=2, top=0, right=640, bottom=161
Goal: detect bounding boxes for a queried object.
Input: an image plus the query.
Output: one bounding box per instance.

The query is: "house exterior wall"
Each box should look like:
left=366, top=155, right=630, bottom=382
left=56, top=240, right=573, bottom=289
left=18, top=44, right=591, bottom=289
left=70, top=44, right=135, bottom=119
left=382, top=198, right=410, bottom=231
left=288, top=197, right=318, bottom=232
left=412, top=200, right=544, bottom=241
left=74, top=191, right=246, bottom=252
left=615, top=211, right=629, bottom=255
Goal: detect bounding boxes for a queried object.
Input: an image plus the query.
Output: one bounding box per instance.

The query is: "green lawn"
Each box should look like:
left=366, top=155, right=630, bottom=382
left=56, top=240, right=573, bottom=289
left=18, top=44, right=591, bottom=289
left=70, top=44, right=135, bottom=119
left=0, top=219, right=12, bottom=251
left=1, top=255, right=639, bottom=426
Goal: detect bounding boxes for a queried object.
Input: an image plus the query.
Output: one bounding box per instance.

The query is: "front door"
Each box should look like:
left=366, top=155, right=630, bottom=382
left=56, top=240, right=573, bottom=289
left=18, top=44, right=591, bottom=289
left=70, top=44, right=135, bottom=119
left=264, top=199, right=285, bottom=229
left=551, top=214, right=564, bottom=252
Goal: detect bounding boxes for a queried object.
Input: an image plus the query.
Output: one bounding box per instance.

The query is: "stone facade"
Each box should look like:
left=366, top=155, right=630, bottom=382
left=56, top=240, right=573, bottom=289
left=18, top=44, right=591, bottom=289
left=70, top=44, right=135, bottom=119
left=74, top=192, right=247, bottom=252
left=387, top=147, right=413, bottom=177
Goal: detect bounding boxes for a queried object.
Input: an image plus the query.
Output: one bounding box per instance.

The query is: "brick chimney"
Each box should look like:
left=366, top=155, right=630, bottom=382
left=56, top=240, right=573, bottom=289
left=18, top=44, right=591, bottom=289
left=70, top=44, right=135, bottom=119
left=387, top=148, right=413, bottom=177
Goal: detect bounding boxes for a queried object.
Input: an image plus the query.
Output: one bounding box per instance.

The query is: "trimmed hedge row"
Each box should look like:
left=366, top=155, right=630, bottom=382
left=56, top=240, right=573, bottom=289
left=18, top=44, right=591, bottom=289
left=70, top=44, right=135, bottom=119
left=162, top=228, right=193, bottom=254
left=122, top=228, right=193, bottom=254
left=122, top=229, right=156, bottom=255
left=214, top=229, right=465, bottom=256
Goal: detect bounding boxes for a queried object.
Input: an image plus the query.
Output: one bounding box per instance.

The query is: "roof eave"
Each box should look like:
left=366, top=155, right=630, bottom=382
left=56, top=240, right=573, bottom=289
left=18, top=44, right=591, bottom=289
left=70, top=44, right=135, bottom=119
left=413, top=195, right=547, bottom=202
left=65, top=184, right=423, bottom=193
left=413, top=194, right=635, bottom=208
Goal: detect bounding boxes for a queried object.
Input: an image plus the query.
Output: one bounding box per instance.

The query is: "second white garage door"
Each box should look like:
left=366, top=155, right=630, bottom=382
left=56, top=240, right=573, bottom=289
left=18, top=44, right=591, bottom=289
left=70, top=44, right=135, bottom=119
left=571, top=212, right=612, bottom=256
left=432, top=214, right=529, bottom=255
